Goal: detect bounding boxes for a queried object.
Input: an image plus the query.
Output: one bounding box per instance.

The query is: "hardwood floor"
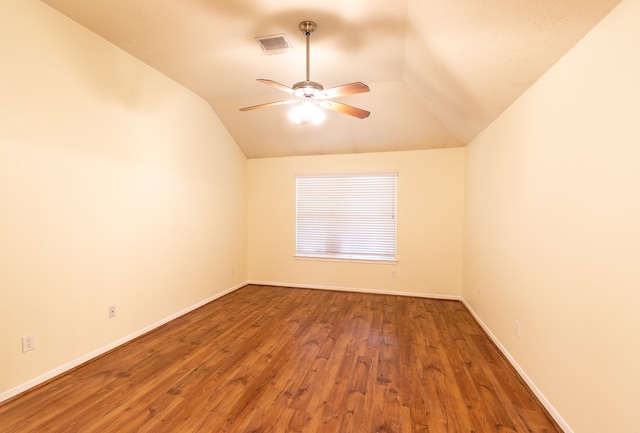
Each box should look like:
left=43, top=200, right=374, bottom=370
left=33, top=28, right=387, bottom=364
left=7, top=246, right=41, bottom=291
left=0, top=285, right=563, bottom=432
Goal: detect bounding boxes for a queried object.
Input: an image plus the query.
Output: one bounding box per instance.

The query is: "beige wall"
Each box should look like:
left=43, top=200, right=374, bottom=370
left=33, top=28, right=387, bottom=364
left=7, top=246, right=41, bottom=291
left=0, top=0, right=247, bottom=398
left=248, top=149, right=465, bottom=297
left=4, top=0, right=637, bottom=431
left=463, top=1, right=639, bottom=432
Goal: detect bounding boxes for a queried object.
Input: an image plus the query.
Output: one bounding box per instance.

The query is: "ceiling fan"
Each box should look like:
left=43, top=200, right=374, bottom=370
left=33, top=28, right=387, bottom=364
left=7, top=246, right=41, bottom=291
left=239, top=21, right=370, bottom=125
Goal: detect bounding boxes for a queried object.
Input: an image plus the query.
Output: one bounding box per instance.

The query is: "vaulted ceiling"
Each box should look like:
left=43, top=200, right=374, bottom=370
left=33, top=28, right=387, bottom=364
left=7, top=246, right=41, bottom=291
left=41, top=0, right=620, bottom=158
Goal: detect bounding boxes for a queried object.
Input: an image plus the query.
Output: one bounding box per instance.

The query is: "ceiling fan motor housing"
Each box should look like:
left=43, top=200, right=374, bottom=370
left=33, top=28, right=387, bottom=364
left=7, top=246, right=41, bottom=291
left=293, top=80, right=324, bottom=97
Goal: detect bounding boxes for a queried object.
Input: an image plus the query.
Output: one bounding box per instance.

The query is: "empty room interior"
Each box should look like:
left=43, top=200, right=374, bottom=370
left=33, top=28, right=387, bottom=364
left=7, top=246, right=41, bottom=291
left=1, top=1, right=638, bottom=432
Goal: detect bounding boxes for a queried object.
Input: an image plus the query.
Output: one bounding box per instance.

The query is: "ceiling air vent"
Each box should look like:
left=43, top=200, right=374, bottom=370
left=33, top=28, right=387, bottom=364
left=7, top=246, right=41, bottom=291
left=255, top=34, right=291, bottom=55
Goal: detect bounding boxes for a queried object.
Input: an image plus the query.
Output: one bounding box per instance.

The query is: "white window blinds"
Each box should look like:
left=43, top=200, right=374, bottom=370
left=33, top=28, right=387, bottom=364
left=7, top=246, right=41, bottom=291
left=296, top=173, right=397, bottom=261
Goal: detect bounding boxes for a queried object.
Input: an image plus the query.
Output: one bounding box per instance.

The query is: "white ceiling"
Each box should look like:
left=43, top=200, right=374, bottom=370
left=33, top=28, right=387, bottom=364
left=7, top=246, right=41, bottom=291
left=41, top=0, right=620, bottom=158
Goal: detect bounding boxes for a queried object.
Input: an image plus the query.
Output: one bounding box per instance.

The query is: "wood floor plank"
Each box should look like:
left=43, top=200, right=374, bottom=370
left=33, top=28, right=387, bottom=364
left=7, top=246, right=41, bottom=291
left=0, top=285, right=563, bottom=432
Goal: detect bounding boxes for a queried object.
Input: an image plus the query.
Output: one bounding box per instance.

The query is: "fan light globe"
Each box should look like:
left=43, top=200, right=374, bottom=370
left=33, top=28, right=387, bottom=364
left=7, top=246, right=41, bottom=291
left=288, top=100, right=326, bottom=125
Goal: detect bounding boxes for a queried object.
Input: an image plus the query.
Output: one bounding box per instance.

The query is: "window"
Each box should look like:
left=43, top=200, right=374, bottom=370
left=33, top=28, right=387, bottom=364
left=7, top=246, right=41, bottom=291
left=296, top=173, right=397, bottom=262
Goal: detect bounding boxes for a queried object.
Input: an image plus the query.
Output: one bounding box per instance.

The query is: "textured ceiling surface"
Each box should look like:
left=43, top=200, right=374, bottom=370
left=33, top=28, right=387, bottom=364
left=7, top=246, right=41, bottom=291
left=41, top=0, right=621, bottom=158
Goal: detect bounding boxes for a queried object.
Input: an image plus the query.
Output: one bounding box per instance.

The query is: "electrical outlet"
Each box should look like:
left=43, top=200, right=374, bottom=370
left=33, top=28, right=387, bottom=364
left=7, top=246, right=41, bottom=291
left=514, top=320, right=521, bottom=338
left=108, top=305, right=116, bottom=319
left=231, top=266, right=237, bottom=276
left=22, top=334, right=35, bottom=352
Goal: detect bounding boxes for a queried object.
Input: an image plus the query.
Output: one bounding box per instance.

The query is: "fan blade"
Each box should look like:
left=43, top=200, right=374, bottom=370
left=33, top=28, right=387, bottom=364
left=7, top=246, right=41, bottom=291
left=239, top=99, right=298, bottom=112
left=256, top=79, right=297, bottom=96
left=320, top=100, right=370, bottom=119
left=318, top=82, right=370, bottom=99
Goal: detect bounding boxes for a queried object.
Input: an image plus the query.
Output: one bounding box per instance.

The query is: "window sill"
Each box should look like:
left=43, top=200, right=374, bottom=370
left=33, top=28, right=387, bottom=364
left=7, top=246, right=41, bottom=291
left=294, top=254, right=398, bottom=265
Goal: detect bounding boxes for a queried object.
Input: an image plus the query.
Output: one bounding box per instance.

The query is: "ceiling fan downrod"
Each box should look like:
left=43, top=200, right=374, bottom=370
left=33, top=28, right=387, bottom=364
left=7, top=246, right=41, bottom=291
left=293, top=21, right=323, bottom=96
left=300, top=20, right=316, bottom=82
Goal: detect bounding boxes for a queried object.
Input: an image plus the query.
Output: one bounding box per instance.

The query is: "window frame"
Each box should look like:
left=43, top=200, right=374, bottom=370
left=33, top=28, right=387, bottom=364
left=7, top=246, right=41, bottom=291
left=295, top=172, right=398, bottom=263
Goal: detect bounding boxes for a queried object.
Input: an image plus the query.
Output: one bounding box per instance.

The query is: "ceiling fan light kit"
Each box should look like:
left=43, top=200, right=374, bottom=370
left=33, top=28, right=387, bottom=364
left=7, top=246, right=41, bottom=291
left=288, top=97, right=326, bottom=125
left=240, top=21, right=370, bottom=124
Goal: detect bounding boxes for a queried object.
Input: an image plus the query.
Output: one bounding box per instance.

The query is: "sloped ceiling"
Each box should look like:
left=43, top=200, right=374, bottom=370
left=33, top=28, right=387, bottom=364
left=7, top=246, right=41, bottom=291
left=41, top=0, right=620, bottom=158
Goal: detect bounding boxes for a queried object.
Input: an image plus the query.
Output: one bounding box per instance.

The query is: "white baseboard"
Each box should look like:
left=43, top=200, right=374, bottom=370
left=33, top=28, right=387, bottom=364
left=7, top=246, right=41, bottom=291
left=247, top=280, right=462, bottom=301
left=0, top=281, right=247, bottom=404
left=460, top=299, right=573, bottom=433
